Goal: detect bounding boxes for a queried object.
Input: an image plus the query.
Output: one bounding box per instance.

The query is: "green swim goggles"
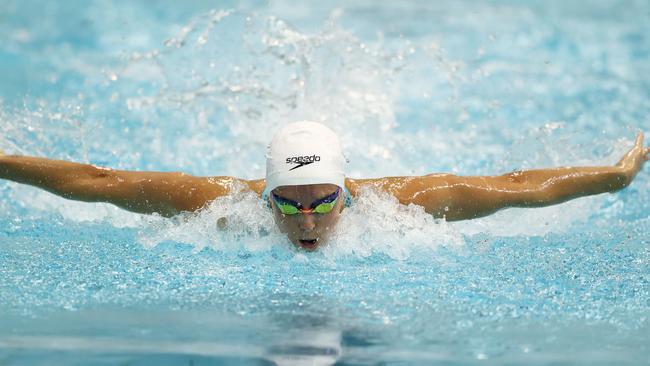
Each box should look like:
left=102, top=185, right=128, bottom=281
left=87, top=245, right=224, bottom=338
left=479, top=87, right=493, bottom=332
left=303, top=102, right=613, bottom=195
left=271, top=187, right=341, bottom=215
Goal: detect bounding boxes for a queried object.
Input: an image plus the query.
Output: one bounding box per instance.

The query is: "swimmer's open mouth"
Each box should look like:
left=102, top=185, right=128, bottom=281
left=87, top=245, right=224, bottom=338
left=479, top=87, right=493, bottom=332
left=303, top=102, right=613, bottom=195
left=298, top=238, right=319, bottom=248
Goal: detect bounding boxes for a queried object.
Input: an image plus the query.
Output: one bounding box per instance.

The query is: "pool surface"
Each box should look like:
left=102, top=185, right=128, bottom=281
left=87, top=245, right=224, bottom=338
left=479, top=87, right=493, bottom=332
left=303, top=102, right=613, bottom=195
left=1, top=1, right=649, bottom=365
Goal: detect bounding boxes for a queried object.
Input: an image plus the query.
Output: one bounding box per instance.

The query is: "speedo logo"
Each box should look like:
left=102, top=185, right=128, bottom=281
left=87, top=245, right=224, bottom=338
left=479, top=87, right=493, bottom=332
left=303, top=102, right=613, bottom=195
left=286, top=155, right=321, bottom=171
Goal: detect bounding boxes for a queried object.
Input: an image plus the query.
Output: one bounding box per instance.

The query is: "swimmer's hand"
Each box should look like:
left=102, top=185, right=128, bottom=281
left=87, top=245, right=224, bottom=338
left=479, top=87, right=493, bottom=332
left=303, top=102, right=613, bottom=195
left=615, top=133, right=650, bottom=187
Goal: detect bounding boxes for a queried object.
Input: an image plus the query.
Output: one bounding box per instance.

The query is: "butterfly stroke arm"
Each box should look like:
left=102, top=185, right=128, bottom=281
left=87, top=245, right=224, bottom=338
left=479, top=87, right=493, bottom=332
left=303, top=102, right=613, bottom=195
left=0, top=152, right=265, bottom=217
left=346, top=133, right=649, bottom=221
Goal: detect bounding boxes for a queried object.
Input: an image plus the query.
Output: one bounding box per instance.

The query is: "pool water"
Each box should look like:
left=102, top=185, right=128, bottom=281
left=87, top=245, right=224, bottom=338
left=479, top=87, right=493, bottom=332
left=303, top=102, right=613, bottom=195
left=1, top=1, right=649, bottom=365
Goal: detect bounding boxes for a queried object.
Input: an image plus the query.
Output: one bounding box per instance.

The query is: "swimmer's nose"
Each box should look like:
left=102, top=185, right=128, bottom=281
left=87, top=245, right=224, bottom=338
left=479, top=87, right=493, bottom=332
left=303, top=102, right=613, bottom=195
left=299, top=212, right=316, bottom=231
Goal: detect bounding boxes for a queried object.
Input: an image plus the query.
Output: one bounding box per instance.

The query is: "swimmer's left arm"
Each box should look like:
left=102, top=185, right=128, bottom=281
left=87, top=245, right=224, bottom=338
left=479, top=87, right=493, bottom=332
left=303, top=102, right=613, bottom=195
left=347, top=133, right=649, bottom=221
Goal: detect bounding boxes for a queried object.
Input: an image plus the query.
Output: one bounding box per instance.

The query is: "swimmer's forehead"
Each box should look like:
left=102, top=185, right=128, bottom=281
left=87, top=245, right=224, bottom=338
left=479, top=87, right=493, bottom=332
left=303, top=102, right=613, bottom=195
left=272, top=183, right=339, bottom=200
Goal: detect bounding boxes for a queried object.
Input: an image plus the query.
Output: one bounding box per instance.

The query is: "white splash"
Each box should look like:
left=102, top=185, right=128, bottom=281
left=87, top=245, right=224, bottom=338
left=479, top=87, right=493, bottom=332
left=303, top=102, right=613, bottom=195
left=134, top=185, right=464, bottom=260
left=137, top=186, right=285, bottom=252
left=323, top=187, right=464, bottom=260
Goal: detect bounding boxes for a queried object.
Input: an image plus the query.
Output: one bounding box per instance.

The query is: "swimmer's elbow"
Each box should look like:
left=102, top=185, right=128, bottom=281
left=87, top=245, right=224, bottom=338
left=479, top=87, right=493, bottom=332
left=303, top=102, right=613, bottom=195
left=50, top=167, right=113, bottom=201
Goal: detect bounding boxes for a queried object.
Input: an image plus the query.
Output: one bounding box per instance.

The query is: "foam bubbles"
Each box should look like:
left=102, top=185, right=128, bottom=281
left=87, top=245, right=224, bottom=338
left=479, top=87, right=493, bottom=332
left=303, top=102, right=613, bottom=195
left=324, top=187, right=463, bottom=259
left=138, top=185, right=285, bottom=252
left=136, top=185, right=463, bottom=260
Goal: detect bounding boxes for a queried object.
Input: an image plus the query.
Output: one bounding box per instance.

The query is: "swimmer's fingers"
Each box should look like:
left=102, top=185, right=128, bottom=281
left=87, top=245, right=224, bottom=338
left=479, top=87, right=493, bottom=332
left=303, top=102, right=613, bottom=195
left=636, top=133, right=649, bottom=162
left=634, top=132, right=644, bottom=149
left=617, top=133, right=644, bottom=166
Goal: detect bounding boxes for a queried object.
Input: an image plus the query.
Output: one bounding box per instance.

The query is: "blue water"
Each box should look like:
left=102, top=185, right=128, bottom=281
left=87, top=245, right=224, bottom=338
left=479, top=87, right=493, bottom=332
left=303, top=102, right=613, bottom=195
left=1, top=1, right=649, bottom=365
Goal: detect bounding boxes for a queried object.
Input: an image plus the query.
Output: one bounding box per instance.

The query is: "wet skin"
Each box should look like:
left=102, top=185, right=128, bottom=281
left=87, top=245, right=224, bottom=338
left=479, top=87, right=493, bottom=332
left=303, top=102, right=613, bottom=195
left=270, top=183, right=344, bottom=251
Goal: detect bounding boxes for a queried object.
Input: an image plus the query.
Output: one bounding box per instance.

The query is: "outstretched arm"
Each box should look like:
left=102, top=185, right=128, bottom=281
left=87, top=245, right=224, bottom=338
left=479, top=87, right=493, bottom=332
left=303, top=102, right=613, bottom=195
left=346, top=133, right=649, bottom=221
left=0, top=152, right=265, bottom=217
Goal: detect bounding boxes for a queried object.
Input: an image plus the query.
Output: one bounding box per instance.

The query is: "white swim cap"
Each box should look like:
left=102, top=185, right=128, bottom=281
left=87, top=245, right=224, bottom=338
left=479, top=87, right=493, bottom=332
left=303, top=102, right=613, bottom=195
left=265, top=121, right=346, bottom=193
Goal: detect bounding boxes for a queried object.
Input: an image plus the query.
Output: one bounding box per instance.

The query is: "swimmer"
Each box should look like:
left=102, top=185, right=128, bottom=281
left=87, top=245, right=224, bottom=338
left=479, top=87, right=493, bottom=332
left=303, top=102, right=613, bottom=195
left=1, top=121, right=649, bottom=250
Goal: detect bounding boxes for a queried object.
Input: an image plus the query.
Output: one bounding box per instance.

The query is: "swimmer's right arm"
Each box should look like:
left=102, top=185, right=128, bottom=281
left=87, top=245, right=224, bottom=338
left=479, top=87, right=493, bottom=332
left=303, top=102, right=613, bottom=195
left=0, top=153, right=265, bottom=217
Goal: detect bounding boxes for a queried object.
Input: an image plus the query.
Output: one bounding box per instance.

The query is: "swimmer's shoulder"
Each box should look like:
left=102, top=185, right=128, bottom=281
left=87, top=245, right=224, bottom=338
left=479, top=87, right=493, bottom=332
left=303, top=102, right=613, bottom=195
left=244, top=178, right=266, bottom=196
left=345, top=177, right=363, bottom=197
left=345, top=176, right=407, bottom=197
left=344, top=174, right=456, bottom=199
left=202, top=177, right=266, bottom=197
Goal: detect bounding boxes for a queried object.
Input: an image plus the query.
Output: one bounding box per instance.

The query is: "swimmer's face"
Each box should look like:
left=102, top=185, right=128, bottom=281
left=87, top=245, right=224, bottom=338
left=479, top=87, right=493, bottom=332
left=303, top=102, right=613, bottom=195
left=270, top=184, right=344, bottom=251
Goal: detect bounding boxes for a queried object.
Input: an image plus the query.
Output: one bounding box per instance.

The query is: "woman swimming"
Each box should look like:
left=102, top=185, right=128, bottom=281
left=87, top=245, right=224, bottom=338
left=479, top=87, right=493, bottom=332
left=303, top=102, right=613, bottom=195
left=1, top=121, right=648, bottom=250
